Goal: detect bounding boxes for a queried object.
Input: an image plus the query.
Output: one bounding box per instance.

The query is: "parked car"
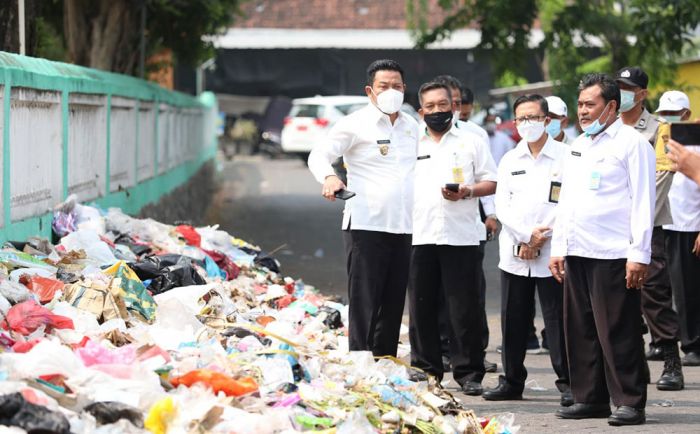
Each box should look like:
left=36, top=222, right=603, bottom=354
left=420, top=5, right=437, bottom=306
left=280, top=95, right=420, bottom=159
left=281, top=95, right=369, bottom=159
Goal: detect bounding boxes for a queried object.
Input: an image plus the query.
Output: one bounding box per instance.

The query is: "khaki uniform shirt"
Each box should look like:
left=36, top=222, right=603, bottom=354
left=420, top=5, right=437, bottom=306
left=632, top=109, right=673, bottom=226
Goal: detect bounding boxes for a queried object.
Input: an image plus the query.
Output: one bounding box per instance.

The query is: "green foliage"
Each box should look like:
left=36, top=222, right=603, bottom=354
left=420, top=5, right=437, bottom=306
left=34, top=16, right=66, bottom=62
left=408, top=0, right=700, bottom=105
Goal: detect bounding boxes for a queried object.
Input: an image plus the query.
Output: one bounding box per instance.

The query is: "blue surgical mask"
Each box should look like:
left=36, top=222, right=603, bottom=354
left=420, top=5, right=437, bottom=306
left=619, top=90, right=637, bottom=113
left=583, top=103, right=614, bottom=136
left=546, top=118, right=562, bottom=138
left=659, top=115, right=682, bottom=123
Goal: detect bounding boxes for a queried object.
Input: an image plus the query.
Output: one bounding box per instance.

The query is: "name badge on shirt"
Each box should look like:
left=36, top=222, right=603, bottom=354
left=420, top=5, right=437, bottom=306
left=549, top=181, right=562, bottom=203
left=511, top=170, right=526, bottom=176
left=377, top=139, right=390, bottom=156
left=417, top=154, right=431, bottom=161
left=571, top=151, right=582, bottom=157
left=589, top=171, right=601, bottom=190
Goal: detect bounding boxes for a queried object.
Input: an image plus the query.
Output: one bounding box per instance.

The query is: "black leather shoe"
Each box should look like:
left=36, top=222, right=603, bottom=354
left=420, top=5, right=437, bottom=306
left=646, top=344, right=663, bottom=361
left=608, top=406, right=645, bottom=426
left=408, top=369, right=429, bottom=382
left=483, top=381, right=522, bottom=401
left=555, top=403, right=611, bottom=419
left=560, top=389, right=574, bottom=407
left=484, top=359, right=497, bottom=373
left=461, top=381, right=483, bottom=396
left=657, top=345, right=684, bottom=391
left=682, top=351, right=700, bottom=366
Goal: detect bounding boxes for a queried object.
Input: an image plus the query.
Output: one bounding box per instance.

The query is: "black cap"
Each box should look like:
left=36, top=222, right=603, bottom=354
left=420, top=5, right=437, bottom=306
left=615, top=66, right=648, bottom=89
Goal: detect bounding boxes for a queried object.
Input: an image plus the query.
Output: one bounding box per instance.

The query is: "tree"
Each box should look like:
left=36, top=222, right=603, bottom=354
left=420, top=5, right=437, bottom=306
left=407, top=0, right=700, bottom=104
left=5, top=0, right=244, bottom=75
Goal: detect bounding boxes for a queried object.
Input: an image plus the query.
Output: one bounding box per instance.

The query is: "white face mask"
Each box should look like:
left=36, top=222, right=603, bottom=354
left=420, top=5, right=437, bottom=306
left=373, top=88, right=404, bottom=114
left=516, top=121, right=546, bottom=142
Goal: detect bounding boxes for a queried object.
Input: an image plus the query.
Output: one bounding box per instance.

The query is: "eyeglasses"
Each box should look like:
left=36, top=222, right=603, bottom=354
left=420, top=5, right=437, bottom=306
left=514, top=115, right=546, bottom=124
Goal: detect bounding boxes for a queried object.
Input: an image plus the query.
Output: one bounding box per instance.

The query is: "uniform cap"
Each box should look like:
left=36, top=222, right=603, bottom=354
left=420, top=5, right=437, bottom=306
left=545, top=96, right=567, bottom=117
left=655, top=90, right=690, bottom=112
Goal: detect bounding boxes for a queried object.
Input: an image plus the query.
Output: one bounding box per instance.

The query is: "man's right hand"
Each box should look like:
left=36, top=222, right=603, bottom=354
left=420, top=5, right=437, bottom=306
left=529, top=226, right=551, bottom=249
left=549, top=256, right=565, bottom=283
left=321, top=175, right=346, bottom=201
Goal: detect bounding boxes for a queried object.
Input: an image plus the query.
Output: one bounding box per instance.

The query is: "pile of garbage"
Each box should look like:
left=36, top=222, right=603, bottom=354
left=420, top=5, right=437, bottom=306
left=0, top=196, right=519, bottom=434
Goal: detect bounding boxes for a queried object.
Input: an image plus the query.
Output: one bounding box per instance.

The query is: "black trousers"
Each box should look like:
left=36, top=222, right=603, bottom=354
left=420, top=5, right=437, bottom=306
left=409, top=244, right=485, bottom=385
left=438, top=241, right=489, bottom=355
left=343, top=229, right=411, bottom=357
left=564, top=256, right=647, bottom=409
left=500, top=271, right=569, bottom=392
left=666, top=230, right=700, bottom=354
left=641, top=226, right=680, bottom=347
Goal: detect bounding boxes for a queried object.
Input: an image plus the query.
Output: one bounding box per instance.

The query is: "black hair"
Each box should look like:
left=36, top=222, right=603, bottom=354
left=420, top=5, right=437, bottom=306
left=512, top=94, right=549, bottom=116
left=432, top=75, right=463, bottom=92
left=418, top=82, right=452, bottom=106
left=578, top=73, right=620, bottom=111
left=460, top=87, right=474, bottom=104
left=366, top=59, right=405, bottom=86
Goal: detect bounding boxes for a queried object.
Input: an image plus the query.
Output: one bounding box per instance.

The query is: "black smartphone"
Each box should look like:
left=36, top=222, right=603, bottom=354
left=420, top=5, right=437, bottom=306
left=445, top=183, right=460, bottom=193
left=670, top=123, right=700, bottom=146
left=334, top=189, right=356, bottom=200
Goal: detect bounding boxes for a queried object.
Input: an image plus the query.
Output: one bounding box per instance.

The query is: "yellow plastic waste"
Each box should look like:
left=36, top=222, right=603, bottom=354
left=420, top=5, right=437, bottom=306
left=145, top=396, right=177, bottom=434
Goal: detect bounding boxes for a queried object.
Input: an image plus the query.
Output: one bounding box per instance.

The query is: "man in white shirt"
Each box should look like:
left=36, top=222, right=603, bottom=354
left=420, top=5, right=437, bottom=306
left=483, top=94, right=571, bottom=406
left=433, top=75, right=497, bottom=374
left=660, top=99, right=700, bottom=367
left=545, top=96, right=575, bottom=144
left=409, top=81, right=496, bottom=396
left=308, top=59, right=419, bottom=357
left=550, top=73, right=655, bottom=426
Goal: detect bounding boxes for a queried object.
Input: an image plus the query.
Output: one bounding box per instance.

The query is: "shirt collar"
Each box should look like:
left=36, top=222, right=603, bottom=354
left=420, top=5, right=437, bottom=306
left=420, top=122, right=459, bottom=141
left=513, top=134, right=557, bottom=159
left=598, top=117, right=624, bottom=139
left=366, top=102, right=409, bottom=125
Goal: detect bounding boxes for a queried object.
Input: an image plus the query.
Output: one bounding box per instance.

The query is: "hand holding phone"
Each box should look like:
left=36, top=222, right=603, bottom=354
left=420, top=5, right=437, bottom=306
left=334, top=189, right=356, bottom=200
left=445, top=183, right=460, bottom=193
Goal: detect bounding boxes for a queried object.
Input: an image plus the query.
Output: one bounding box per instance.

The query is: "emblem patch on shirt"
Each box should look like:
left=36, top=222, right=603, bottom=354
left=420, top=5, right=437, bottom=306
left=549, top=181, right=562, bottom=203
left=377, top=139, right=390, bottom=156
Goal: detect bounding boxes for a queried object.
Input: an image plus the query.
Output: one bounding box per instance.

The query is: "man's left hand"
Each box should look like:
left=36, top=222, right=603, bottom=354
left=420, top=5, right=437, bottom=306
left=485, top=216, right=498, bottom=239
left=625, top=261, right=648, bottom=289
left=441, top=184, right=470, bottom=201
left=693, top=233, right=700, bottom=258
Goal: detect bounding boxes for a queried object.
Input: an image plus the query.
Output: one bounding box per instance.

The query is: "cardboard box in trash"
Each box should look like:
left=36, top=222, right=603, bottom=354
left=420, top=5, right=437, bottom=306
left=62, top=280, right=129, bottom=323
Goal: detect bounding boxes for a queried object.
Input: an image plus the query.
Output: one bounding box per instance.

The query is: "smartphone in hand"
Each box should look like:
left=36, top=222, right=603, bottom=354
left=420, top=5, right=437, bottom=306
left=334, top=189, right=356, bottom=200
left=671, top=123, right=700, bottom=146
left=445, top=183, right=460, bottom=193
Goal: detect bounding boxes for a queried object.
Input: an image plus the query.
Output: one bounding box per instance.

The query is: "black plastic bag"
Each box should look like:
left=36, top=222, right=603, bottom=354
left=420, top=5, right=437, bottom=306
left=128, top=254, right=206, bottom=294
left=0, top=392, right=71, bottom=434
left=83, top=401, right=144, bottom=427
left=319, top=306, right=342, bottom=329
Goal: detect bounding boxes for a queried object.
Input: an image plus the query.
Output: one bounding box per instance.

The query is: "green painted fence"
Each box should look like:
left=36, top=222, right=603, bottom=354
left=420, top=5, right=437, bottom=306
left=0, top=51, right=218, bottom=242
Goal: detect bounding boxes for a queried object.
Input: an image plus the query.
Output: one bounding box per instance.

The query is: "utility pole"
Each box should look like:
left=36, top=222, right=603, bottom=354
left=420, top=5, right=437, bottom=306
left=18, top=0, right=25, bottom=55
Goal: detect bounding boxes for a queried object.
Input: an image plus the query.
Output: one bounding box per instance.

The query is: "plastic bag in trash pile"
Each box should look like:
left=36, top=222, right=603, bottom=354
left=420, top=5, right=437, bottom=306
left=0, top=392, right=71, bottom=434
left=127, top=254, right=207, bottom=295
left=0, top=198, right=511, bottom=433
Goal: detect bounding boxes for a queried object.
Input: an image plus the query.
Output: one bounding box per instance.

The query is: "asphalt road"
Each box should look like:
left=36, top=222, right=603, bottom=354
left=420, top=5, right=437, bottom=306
left=205, top=155, right=700, bottom=433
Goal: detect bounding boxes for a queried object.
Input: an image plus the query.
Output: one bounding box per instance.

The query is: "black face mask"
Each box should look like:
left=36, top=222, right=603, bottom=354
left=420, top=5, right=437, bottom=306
left=424, top=111, right=453, bottom=132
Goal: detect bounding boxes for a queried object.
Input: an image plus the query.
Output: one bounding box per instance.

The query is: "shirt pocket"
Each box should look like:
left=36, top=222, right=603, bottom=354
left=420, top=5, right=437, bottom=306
left=595, top=154, right=626, bottom=192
